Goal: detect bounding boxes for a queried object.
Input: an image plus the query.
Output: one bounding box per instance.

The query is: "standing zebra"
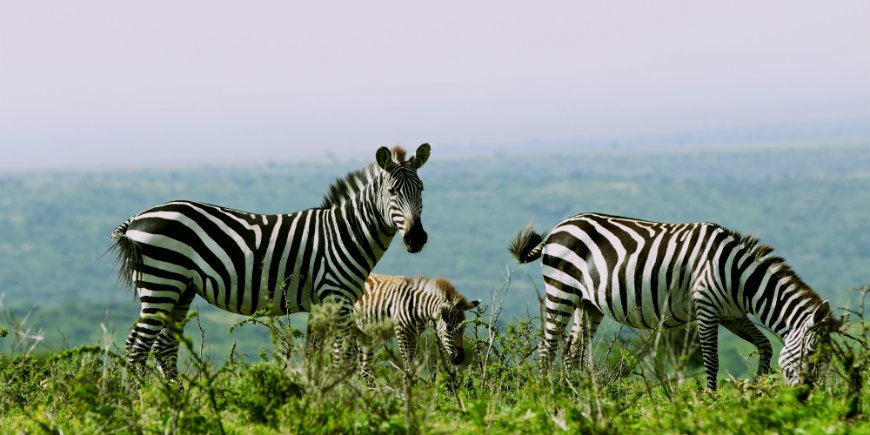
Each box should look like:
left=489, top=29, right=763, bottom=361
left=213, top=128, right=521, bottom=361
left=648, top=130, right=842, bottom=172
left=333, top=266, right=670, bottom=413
left=509, top=212, right=843, bottom=390
left=353, top=273, right=480, bottom=381
left=111, top=144, right=431, bottom=377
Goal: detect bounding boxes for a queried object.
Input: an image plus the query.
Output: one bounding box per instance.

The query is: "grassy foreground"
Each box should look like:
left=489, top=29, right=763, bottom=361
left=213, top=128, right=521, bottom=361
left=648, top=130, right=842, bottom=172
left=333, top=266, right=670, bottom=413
left=1, top=290, right=868, bottom=434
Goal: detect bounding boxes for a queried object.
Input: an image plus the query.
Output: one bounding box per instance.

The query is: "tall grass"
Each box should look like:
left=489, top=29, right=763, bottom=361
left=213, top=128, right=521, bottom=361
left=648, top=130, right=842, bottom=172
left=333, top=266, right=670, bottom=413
left=1, top=284, right=867, bottom=434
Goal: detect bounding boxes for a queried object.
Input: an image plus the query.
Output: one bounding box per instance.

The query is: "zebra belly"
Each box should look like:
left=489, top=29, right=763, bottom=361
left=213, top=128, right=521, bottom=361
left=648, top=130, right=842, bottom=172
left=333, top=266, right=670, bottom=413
left=261, top=272, right=316, bottom=316
left=587, top=280, right=696, bottom=329
left=542, top=242, right=696, bottom=330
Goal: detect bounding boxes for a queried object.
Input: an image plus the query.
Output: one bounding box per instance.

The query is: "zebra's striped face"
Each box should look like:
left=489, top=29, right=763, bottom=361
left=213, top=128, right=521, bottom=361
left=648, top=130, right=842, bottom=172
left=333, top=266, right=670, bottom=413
left=434, top=299, right=480, bottom=365
left=383, top=167, right=426, bottom=253
left=780, top=327, right=824, bottom=386
left=376, top=144, right=429, bottom=253
left=779, top=302, right=839, bottom=386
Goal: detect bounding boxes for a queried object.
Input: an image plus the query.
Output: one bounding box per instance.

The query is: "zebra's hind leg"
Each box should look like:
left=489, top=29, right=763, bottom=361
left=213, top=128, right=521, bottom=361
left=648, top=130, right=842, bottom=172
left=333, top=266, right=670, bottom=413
left=722, top=316, right=772, bottom=380
left=565, top=302, right=604, bottom=372
left=125, top=307, right=174, bottom=376
left=150, top=288, right=196, bottom=380
left=126, top=283, right=182, bottom=377
left=540, top=278, right=579, bottom=372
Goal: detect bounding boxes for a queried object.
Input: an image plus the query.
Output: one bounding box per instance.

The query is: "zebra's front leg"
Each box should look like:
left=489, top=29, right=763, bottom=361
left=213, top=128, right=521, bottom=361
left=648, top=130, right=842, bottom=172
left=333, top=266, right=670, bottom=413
left=696, top=309, right=721, bottom=391
left=395, top=327, right=419, bottom=378
left=330, top=301, right=360, bottom=370
left=722, top=316, right=772, bottom=380
left=358, top=340, right=376, bottom=386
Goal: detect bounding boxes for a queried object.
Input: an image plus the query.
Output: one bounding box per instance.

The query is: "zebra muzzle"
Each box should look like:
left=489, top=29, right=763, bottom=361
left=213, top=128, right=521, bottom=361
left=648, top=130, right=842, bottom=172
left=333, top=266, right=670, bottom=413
left=403, top=224, right=428, bottom=253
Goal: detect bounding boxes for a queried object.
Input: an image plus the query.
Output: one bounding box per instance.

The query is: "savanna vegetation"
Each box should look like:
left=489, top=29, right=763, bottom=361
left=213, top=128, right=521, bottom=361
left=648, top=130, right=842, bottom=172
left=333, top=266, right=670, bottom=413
left=1, top=284, right=868, bottom=433
left=1, top=143, right=869, bottom=432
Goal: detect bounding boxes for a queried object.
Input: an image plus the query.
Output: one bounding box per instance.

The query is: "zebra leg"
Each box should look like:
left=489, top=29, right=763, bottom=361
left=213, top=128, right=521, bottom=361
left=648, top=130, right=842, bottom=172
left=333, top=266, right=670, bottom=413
left=722, top=317, right=772, bottom=379
left=565, top=302, right=604, bottom=372
left=341, top=332, right=361, bottom=371
left=331, top=302, right=359, bottom=369
left=540, top=280, right=576, bottom=371
left=695, top=306, right=721, bottom=391
left=305, top=318, right=323, bottom=356
left=358, top=339, right=376, bottom=386
left=126, top=309, right=176, bottom=375
left=395, top=326, right=419, bottom=375
left=150, top=288, right=195, bottom=380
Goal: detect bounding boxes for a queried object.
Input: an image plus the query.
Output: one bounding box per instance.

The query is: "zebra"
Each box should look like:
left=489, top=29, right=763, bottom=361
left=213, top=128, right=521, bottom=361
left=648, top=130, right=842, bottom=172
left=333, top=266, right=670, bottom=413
left=509, top=212, right=844, bottom=390
left=352, top=273, right=480, bottom=382
left=111, top=144, right=431, bottom=377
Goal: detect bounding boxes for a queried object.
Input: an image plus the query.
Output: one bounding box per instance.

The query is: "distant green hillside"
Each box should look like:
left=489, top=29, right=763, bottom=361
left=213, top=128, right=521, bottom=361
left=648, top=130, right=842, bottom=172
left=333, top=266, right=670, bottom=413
left=1, top=144, right=868, bottom=362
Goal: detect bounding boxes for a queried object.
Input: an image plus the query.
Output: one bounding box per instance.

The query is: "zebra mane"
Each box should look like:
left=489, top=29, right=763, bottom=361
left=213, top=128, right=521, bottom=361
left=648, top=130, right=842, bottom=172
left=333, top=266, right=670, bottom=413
left=732, top=230, right=824, bottom=308
left=432, top=277, right=465, bottom=305
left=320, top=146, right=409, bottom=209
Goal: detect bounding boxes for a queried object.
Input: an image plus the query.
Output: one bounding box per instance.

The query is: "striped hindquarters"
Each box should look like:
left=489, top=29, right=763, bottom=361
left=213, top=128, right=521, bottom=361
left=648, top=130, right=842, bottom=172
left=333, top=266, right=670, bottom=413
left=117, top=200, right=322, bottom=315
left=541, top=213, right=725, bottom=328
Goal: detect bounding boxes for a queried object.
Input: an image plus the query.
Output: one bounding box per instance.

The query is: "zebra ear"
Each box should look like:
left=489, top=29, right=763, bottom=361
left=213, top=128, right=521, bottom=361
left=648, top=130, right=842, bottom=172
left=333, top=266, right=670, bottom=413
left=458, top=299, right=480, bottom=311
left=813, top=300, right=831, bottom=324
left=408, top=143, right=430, bottom=170
left=376, top=146, right=396, bottom=171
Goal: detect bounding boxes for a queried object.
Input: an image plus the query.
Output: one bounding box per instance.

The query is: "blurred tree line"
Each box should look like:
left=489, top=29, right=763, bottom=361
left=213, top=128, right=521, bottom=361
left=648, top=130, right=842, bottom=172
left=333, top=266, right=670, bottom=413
left=0, top=144, right=867, bottom=369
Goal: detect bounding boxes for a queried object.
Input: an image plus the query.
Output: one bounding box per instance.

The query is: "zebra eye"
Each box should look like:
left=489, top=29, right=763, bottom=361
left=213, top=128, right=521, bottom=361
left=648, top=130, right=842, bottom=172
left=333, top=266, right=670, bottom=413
left=387, top=188, right=396, bottom=195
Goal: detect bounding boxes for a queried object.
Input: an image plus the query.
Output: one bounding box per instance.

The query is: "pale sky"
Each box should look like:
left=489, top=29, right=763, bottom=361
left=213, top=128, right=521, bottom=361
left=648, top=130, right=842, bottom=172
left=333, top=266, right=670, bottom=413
left=1, top=1, right=868, bottom=171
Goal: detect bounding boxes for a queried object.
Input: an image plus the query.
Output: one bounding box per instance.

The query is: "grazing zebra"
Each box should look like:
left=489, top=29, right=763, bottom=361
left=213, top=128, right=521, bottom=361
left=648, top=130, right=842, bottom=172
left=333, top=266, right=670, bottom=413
left=111, top=144, right=431, bottom=377
left=509, top=213, right=844, bottom=390
left=353, top=273, right=480, bottom=381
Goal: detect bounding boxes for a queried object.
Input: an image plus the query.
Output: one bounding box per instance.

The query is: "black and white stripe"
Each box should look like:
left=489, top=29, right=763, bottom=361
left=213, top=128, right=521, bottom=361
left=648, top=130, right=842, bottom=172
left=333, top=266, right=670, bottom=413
left=510, top=212, right=842, bottom=390
left=353, top=273, right=479, bottom=381
left=112, top=144, right=431, bottom=377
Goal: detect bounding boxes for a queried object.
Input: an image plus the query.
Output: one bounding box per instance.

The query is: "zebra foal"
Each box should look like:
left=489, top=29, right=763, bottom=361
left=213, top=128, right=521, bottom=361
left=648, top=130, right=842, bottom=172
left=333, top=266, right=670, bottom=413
left=353, top=273, right=479, bottom=381
left=510, top=212, right=844, bottom=390
left=111, top=144, right=431, bottom=377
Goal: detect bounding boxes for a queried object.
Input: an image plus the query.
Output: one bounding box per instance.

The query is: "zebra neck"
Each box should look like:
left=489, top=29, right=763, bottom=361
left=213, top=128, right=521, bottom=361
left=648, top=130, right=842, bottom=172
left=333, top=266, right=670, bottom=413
left=333, top=180, right=396, bottom=264
left=418, top=281, right=444, bottom=321
left=742, top=258, right=821, bottom=337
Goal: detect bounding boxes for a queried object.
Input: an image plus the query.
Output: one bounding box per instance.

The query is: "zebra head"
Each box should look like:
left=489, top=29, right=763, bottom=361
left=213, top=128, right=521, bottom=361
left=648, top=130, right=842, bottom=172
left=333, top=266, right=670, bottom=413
left=375, top=144, right=430, bottom=253
left=434, top=298, right=480, bottom=365
left=779, top=301, right=844, bottom=386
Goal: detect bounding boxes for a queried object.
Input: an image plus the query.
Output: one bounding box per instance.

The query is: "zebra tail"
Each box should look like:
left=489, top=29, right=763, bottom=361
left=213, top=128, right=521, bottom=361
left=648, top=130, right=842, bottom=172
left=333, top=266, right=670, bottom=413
left=508, top=222, right=545, bottom=264
left=109, top=219, right=143, bottom=290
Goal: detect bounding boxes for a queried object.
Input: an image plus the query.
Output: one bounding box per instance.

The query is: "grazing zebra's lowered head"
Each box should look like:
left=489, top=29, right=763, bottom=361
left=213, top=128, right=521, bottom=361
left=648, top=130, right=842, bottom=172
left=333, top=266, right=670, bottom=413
left=353, top=273, right=480, bottom=380
left=779, top=300, right=844, bottom=386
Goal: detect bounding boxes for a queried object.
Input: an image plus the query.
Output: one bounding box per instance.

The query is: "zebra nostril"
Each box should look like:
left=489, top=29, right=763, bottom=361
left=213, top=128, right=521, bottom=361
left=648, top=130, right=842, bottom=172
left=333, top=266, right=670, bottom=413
left=403, top=227, right=427, bottom=252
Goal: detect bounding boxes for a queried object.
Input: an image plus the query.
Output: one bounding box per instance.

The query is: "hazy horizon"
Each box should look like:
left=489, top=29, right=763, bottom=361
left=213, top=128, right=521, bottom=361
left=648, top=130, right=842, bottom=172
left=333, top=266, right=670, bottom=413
left=2, top=1, right=869, bottom=172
